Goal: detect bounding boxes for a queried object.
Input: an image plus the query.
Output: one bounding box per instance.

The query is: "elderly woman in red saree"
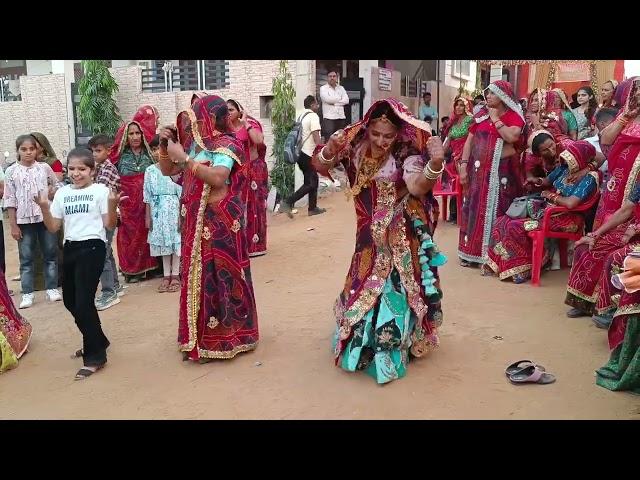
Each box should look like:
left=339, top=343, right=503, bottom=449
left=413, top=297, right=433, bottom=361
left=565, top=77, right=640, bottom=319
left=0, top=273, right=32, bottom=373
left=227, top=99, right=268, bottom=257
left=596, top=251, right=640, bottom=394
left=457, top=80, right=525, bottom=268
left=487, top=138, right=599, bottom=283
left=158, top=95, right=258, bottom=362
left=110, top=105, right=159, bottom=163
left=311, top=99, right=447, bottom=384
left=112, top=119, right=158, bottom=283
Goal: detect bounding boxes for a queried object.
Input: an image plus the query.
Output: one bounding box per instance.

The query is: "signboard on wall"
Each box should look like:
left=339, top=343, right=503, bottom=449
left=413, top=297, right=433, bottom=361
left=556, top=62, right=591, bottom=83
left=378, top=68, right=392, bottom=91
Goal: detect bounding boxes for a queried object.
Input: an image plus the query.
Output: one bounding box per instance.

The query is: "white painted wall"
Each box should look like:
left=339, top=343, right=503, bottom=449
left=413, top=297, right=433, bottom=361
left=25, top=60, right=52, bottom=76
left=490, top=65, right=503, bottom=83
left=111, top=60, right=137, bottom=68
left=51, top=60, right=77, bottom=151
left=442, top=60, right=478, bottom=91
left=359, top=60, right=378, bottom=112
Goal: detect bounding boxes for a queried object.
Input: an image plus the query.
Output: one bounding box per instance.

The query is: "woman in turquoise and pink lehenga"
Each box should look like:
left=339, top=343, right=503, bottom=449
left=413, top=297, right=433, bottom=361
left=312, top=98, right=447, bottom=384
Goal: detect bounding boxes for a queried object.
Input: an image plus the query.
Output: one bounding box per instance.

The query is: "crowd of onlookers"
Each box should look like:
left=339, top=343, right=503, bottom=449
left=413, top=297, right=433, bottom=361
left=427, top=77, right=639, bottom=393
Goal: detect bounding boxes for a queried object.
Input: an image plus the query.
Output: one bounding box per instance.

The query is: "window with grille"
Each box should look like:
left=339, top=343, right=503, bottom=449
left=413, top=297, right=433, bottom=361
left=141, top=60, right=229, bottom=93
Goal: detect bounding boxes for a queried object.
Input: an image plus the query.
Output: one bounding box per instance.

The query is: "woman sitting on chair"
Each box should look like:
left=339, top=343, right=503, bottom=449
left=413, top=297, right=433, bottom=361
left=487, top=135, right=599, bottom=283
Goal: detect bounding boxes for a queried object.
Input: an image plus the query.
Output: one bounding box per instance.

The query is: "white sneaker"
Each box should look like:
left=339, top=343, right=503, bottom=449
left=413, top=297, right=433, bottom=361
left=46, top=289, right=63, bottom=302
left=19, top=293, right=34, bottom=309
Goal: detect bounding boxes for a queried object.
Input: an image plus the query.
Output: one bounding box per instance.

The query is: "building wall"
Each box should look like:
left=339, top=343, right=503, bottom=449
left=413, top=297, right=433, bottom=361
left=0, top=73, right=70, bottom=169
left=25, top=60, right=53, bottom=76
left=110, top=60, right=298, bottom=169
left=0, top=60, right=298, bottom=171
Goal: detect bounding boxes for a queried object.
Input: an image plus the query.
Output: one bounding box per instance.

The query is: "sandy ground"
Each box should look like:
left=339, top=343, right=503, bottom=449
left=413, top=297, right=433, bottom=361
left=0, top=191, right=638, bottom=420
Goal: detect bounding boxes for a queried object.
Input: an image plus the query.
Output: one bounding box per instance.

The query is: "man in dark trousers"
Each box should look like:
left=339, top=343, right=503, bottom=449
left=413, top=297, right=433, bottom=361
left=280, top=95, right=326, bottom=217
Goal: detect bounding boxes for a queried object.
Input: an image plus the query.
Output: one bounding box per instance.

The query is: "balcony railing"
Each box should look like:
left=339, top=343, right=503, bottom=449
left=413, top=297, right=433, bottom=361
left=141, top=60, right=229, bottom=93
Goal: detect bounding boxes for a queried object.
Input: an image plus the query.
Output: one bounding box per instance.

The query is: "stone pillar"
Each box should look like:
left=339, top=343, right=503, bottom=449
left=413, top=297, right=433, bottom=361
left=359, top=60, right=378, bottom=113
left=52, top=60, right=77, bottom=152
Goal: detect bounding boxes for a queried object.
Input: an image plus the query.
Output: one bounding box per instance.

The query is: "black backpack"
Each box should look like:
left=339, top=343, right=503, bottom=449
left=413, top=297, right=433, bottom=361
left=283, top=112, right=312, bottom=164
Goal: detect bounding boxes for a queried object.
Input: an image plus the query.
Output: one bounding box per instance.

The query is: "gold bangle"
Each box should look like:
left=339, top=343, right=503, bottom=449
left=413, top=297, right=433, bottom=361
left=318, top=147, right=335, bottom=165
left=423, top=161, right=444, bottom=181
left=427, top=160, right=445, bottom=175
left=191, top=160, right=200, bottom=175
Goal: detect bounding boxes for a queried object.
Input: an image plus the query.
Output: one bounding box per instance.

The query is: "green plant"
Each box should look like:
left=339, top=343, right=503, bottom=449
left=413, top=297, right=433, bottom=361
left=269, top=60, right=296, bottom=200
left=78, top=60, right=122, bottom=136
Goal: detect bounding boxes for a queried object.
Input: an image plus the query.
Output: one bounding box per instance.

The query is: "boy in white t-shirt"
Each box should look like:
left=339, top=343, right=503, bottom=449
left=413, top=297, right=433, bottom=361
left=36, top=148, right=123, bottom=381
left=280, top=95, right=326, bottom=217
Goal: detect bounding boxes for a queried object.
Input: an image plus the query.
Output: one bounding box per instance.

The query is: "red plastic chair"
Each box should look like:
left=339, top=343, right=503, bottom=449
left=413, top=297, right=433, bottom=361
left=433, top=163, right=463, bottom=226
left=527, top=191, right=601, bottom=286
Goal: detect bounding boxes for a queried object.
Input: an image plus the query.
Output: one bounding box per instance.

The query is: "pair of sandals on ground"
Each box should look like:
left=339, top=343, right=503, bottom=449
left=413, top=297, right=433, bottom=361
left=506, top=360, right=556, bottom=385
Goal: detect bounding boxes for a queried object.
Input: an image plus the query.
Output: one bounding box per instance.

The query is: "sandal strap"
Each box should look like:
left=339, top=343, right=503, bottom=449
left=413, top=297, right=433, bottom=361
left=521, top=365, right=544, bottom=382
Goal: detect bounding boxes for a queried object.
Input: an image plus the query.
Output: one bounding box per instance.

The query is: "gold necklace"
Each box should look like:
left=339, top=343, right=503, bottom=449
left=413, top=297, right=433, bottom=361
left=347, top=147, right=388, bottom=199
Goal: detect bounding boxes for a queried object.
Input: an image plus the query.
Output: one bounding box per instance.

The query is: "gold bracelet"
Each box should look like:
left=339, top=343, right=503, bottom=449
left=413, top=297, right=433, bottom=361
left=423, top=161, right=445, bottom=181
left=191, top=161, right=200, bottom=175
left=318, top=147, right=335, bottom=165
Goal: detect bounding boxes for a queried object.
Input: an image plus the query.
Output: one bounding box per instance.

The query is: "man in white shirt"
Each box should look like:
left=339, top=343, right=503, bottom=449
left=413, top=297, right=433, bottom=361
left=281, top=95, right=326, bottom=217
left=319, top=71, right=350, bottom=140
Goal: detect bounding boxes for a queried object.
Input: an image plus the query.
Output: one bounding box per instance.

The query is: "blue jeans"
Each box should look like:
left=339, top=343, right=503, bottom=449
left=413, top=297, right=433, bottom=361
left=100, top=228, right=120, bottom=296
left=17, top=222, right=59, bottom=294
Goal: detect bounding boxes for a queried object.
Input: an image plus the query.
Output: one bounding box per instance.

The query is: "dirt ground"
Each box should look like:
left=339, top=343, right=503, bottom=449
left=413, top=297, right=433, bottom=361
left=1, top=191, right=638, bottom=420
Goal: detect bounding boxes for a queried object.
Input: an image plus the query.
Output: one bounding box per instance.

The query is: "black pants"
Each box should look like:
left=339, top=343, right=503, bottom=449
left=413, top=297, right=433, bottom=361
left=323, top=118, right=346, bottom=140
left=584, top=201, right=597, bottom=233
left=62, top=239, right=109, bottom=367
left=449, top=197, right=457, bottom=222
left=287, top=152, right=318, bottom=211
left=0, top=221, right=5, bottom=274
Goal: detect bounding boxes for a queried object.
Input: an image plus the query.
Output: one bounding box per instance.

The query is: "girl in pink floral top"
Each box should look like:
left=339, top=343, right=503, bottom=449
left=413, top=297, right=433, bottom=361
left=3, top=135, right=62, bottom=309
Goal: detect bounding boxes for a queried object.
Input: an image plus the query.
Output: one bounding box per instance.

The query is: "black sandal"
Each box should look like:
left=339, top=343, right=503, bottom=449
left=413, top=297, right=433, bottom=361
left=74, top=365, right=104, bottom=381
